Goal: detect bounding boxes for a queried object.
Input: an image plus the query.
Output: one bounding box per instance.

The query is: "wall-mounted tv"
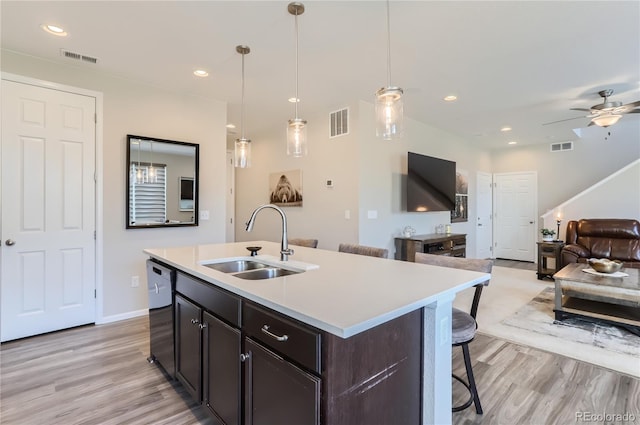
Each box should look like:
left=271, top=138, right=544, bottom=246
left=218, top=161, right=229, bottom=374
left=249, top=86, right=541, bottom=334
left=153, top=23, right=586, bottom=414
left=406, top=152, right=456, bottom=212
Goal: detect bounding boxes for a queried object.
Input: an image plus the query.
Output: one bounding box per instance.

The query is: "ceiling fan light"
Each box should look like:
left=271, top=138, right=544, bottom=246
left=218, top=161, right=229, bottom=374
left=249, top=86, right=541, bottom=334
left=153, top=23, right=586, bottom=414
left=592, top=114, right=622, bottom=127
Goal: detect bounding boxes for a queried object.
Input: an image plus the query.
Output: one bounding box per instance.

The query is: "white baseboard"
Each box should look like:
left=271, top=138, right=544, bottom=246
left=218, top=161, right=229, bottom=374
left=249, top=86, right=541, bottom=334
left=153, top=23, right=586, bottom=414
left=97, top=308, right=148, bottom=325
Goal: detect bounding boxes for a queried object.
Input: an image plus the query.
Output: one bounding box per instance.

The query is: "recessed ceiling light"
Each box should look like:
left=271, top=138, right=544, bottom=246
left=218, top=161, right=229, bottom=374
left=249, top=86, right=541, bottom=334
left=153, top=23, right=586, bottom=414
left=226, top=124, right=236, bottom=129
left=501, top=126, right=512, bottom=132
left=194, top=69, right=209, bottom=77
left=41, top=24, right=67, bottom=36
left=508, top=141, right=517, bottom=145
left=443, top=95, right=457, bottom=102
left=288, top=97, right=300, bottom=103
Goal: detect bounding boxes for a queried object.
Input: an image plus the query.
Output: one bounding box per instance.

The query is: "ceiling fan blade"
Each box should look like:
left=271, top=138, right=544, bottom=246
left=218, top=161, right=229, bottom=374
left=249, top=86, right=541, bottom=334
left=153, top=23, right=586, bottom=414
left=542, top=116, right=585, bottom=126
left=623, top=100, right=640, bottom=108
left=570, top=108, right=592, bottom=112
left=627, top=109, right=640, bottom=114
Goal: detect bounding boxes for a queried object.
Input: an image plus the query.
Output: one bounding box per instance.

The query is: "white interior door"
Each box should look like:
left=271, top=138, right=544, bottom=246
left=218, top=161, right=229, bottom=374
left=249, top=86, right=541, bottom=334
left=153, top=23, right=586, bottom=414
left=1, top=80, right=96, bottom=342
left=493, top=172, right=537, bottom=262
left=476, top=172, right=493, bottom=259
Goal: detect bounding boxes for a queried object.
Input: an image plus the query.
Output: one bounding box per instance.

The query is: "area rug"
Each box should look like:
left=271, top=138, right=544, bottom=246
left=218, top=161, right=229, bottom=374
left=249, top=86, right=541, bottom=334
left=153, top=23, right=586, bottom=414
left=501, top=286, right=640, bottom=361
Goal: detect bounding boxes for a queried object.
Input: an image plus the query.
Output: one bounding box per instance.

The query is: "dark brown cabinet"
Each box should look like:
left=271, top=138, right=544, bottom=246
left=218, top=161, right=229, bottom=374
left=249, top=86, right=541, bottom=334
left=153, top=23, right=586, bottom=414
left=175, top=272, right=242, bottom=425
left=175, top=294, right=202, bottom=401
left=244, top=337, right=321, bottom=425
left=203, top=311, right=241, bottom=425
left=167, top=268, right=422, bottom=425
left=395, top=233, right=467, bottom=261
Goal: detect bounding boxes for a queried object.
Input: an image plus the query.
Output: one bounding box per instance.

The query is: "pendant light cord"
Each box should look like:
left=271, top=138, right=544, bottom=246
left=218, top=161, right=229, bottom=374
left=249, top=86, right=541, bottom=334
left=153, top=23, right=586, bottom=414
left=241, top=51, right=246, bottom=139
left=294, top=9, right=300, bottom=120
left=386, top=0, right=391, bottom=88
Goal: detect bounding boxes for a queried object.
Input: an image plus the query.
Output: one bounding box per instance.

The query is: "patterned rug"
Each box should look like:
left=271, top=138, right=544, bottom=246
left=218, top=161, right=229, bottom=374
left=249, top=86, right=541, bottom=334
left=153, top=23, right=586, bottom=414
left=501, top=287, right=640, bottom=358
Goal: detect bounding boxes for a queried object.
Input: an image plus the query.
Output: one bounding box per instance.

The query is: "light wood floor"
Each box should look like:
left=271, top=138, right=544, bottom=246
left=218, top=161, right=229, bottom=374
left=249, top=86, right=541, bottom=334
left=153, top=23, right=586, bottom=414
left=2, top=315, right=638, bottom=425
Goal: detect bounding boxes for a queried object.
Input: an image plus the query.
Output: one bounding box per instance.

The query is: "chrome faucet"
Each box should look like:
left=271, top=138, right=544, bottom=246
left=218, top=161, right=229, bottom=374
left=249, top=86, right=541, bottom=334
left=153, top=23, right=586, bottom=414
left=245, top=204, right=294, bottom=261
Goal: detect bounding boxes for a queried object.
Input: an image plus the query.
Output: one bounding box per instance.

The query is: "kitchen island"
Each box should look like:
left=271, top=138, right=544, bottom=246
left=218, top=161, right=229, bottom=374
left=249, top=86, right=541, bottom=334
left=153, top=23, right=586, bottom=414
left=145, top=241, right=491, bottom=425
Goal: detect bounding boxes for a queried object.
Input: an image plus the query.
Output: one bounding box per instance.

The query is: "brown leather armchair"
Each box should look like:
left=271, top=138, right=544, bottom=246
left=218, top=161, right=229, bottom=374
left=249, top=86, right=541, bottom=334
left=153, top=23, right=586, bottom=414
left=561, top=219, right=640, bottom=269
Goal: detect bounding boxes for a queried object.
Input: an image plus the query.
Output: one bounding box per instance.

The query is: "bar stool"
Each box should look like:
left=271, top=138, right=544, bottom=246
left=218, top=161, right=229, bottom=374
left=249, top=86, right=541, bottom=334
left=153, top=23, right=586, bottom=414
left=414, top=253, right=493, bottom=414
left=338, top=243, right=388, bottom=258
left=288, top=238, right=318, bottom=248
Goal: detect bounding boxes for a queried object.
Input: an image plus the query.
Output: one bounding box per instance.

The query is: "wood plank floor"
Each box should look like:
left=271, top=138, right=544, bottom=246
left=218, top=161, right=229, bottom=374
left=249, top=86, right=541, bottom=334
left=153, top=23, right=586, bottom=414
left=2, top=315, right=638, bottom=425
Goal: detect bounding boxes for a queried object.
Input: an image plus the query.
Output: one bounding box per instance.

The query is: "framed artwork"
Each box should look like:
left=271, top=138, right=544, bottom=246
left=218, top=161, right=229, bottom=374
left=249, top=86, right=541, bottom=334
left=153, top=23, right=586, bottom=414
left=269, top=169, right=303, bottom=207
left=451, top=169, right=468, bottom=222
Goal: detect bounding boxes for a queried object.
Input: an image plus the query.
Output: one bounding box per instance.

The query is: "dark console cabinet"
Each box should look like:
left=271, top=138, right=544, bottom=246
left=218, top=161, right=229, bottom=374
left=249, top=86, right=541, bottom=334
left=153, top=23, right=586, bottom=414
left=395, top=233, right=467, bottom=261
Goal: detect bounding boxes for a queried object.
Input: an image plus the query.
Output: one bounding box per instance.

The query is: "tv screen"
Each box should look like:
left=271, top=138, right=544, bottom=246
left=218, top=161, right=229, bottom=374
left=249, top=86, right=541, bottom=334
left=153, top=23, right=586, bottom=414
left=406, top=152, right=456, bottom=212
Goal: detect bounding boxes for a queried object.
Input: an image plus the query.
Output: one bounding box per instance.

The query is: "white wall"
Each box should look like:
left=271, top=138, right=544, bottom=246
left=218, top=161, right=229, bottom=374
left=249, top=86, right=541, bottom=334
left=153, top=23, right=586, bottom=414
left=540, top=160, right=640, bottom=241
left=491, top=119, right=640, bottom=220
left=357, top=101, right=491, bottom=257
left=1, top=50, right=227, bottom=319
left=234, top=99, right=492, bottom=258
left=234, top=101, right=361, bottom=251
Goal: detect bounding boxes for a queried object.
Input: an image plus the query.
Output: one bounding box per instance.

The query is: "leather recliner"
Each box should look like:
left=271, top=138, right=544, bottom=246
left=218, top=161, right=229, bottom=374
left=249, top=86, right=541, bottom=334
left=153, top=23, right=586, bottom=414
left=561, top=219, right=640, bottom=269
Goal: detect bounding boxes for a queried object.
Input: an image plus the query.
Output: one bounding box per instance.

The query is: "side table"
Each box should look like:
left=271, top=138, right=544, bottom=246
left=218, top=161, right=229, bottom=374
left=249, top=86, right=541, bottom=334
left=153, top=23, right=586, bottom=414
left=537, top=241, right=564, bottom=280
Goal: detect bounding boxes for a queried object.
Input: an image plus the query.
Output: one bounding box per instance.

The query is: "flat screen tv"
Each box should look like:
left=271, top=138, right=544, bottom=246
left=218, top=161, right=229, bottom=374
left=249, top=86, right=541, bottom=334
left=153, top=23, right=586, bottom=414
left=406, top=152, right=456, bottom=212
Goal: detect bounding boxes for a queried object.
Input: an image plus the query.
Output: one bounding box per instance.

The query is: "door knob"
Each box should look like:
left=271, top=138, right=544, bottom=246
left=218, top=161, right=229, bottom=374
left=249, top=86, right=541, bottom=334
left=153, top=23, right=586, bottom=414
left=5, top=239, right=15, bottom=246
left=478, top=223, right=483, bottom=227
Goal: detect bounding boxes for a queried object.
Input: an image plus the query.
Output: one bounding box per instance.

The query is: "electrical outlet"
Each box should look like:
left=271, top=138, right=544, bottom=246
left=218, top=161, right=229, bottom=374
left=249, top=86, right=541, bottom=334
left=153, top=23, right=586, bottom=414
left=131, top=276, right=140, bottom=288
left=200, top=210, right=210, bottom=220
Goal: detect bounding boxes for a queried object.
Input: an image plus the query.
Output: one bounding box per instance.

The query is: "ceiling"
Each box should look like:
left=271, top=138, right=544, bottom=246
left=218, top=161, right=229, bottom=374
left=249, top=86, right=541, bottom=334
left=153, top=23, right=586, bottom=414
left=2, top=1, right=639, bottom=150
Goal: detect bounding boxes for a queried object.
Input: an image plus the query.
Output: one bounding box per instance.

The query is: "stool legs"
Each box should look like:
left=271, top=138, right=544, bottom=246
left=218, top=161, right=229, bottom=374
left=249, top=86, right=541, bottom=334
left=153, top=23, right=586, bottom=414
left=452, top=343, right=483, bottom=414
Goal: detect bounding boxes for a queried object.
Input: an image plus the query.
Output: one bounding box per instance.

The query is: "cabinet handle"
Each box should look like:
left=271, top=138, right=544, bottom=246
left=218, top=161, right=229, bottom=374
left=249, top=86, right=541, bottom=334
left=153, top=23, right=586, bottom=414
left=198, top=323, right=207, bottom=330
left=261, top=325, right=289, bottom=342
left=240, top=353, right=251, bottom=362
left=190, top=318, right=199, bottom=325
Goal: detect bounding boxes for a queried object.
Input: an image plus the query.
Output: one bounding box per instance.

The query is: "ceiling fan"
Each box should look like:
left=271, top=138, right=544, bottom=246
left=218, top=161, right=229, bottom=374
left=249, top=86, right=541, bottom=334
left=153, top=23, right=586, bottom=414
left=544, top=89, right=640, bottom=128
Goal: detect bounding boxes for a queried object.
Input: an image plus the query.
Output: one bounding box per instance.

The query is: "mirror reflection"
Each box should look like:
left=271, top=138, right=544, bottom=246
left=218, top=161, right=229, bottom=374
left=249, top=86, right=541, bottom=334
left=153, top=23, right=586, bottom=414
left=126, top=134, right=199, bottom=229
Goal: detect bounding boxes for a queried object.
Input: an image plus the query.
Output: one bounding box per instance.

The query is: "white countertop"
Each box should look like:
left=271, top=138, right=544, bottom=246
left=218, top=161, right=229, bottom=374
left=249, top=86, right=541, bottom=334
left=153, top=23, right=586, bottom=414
left=144, top=241, right=490, bottom=338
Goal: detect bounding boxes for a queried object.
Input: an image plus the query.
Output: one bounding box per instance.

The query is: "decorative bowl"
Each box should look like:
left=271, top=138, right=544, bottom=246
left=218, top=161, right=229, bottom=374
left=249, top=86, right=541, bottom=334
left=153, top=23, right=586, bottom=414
left=588, top=258, right=623, bottom=274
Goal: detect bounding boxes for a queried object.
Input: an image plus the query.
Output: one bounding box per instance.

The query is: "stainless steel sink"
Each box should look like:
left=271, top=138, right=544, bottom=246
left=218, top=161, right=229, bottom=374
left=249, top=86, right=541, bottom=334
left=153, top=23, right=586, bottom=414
left=203, top=260, right=267, bottom=273
left=202, top=259, right=302, bottom=280
left=233, top=267, right=301, bottom=280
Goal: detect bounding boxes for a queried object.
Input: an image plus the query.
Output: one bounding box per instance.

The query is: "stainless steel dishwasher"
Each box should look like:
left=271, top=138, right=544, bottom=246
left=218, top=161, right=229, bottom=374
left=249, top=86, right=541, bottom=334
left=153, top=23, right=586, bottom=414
left=147, top=259, right=175, bottom=378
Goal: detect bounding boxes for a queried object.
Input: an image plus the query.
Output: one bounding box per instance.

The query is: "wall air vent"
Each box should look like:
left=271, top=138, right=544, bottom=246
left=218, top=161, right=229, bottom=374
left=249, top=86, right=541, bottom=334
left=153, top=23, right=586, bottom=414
left=550, top=141, right=573, bottom=152
left=60, top=49, right=98, bottom=64
left=330, top=108, right=349, bottom=138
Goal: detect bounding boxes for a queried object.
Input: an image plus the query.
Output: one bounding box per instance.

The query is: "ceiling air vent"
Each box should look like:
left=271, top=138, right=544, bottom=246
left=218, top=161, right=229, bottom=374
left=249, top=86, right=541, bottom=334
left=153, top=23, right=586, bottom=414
left=60, top=49, right=98, bottom=64
left=330, top=108, right=349, bottom=138
left=550, top=141, right=573, bottom=152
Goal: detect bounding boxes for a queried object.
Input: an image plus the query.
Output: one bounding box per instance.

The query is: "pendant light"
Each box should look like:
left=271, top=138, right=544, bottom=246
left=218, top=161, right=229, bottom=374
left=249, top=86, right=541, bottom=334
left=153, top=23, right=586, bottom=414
left=375, top=0, right=403, bottom=140
left=287, top=2, right=307, bottom=157
left=135, top=140, right=146, bottom=184
left=235, top=45, right=252, bottom=168
left=147, top=140, right=157, bottom=183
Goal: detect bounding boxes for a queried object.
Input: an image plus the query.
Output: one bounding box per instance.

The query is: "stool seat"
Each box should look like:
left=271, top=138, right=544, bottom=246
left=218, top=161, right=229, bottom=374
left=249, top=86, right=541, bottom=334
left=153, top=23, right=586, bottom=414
left=452, top=308, right=476, bottom=345
left=413, top=252, right=493, bottom=415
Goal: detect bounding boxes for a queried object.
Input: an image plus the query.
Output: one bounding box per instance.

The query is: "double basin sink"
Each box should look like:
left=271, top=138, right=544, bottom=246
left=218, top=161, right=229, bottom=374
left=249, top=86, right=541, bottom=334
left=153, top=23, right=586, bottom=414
left=202, top=258, right=302, bottom=280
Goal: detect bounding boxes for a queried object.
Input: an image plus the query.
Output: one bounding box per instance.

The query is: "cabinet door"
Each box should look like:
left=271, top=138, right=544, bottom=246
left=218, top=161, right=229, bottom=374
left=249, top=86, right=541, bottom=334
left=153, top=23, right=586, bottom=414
left=203, top=311, right=241, bottom=425
left=244, top=338, right=320, bottom=425
left=175, top=294, right=202, bottom=401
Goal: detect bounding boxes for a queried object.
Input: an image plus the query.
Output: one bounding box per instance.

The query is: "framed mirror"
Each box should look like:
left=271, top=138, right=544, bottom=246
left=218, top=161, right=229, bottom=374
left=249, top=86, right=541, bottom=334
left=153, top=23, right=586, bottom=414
left=126, top=134, right=199, bottom=229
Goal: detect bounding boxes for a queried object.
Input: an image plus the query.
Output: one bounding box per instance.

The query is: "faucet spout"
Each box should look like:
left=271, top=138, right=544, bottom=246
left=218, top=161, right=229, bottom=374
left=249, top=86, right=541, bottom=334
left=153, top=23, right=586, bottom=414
left=245, top=204, right=293, bottom=261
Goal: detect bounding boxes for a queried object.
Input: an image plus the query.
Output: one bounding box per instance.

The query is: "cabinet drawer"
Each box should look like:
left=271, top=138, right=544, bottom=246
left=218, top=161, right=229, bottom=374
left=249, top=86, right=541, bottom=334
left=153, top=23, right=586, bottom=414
left=243, top=303, right=321, bottom=374
left=176, top=272, right=241, bottom=327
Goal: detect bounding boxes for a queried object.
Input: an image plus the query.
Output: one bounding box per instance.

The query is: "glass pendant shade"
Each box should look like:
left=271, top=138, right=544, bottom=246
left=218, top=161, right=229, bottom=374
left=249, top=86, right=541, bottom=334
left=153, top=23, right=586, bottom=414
left=234, top=138, right=251, bottom=168
left=375, top=86, right=404, bottom=140
left=592, top=114, right=622, bottom=128
left=287, top=118, right=307, bottom=157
